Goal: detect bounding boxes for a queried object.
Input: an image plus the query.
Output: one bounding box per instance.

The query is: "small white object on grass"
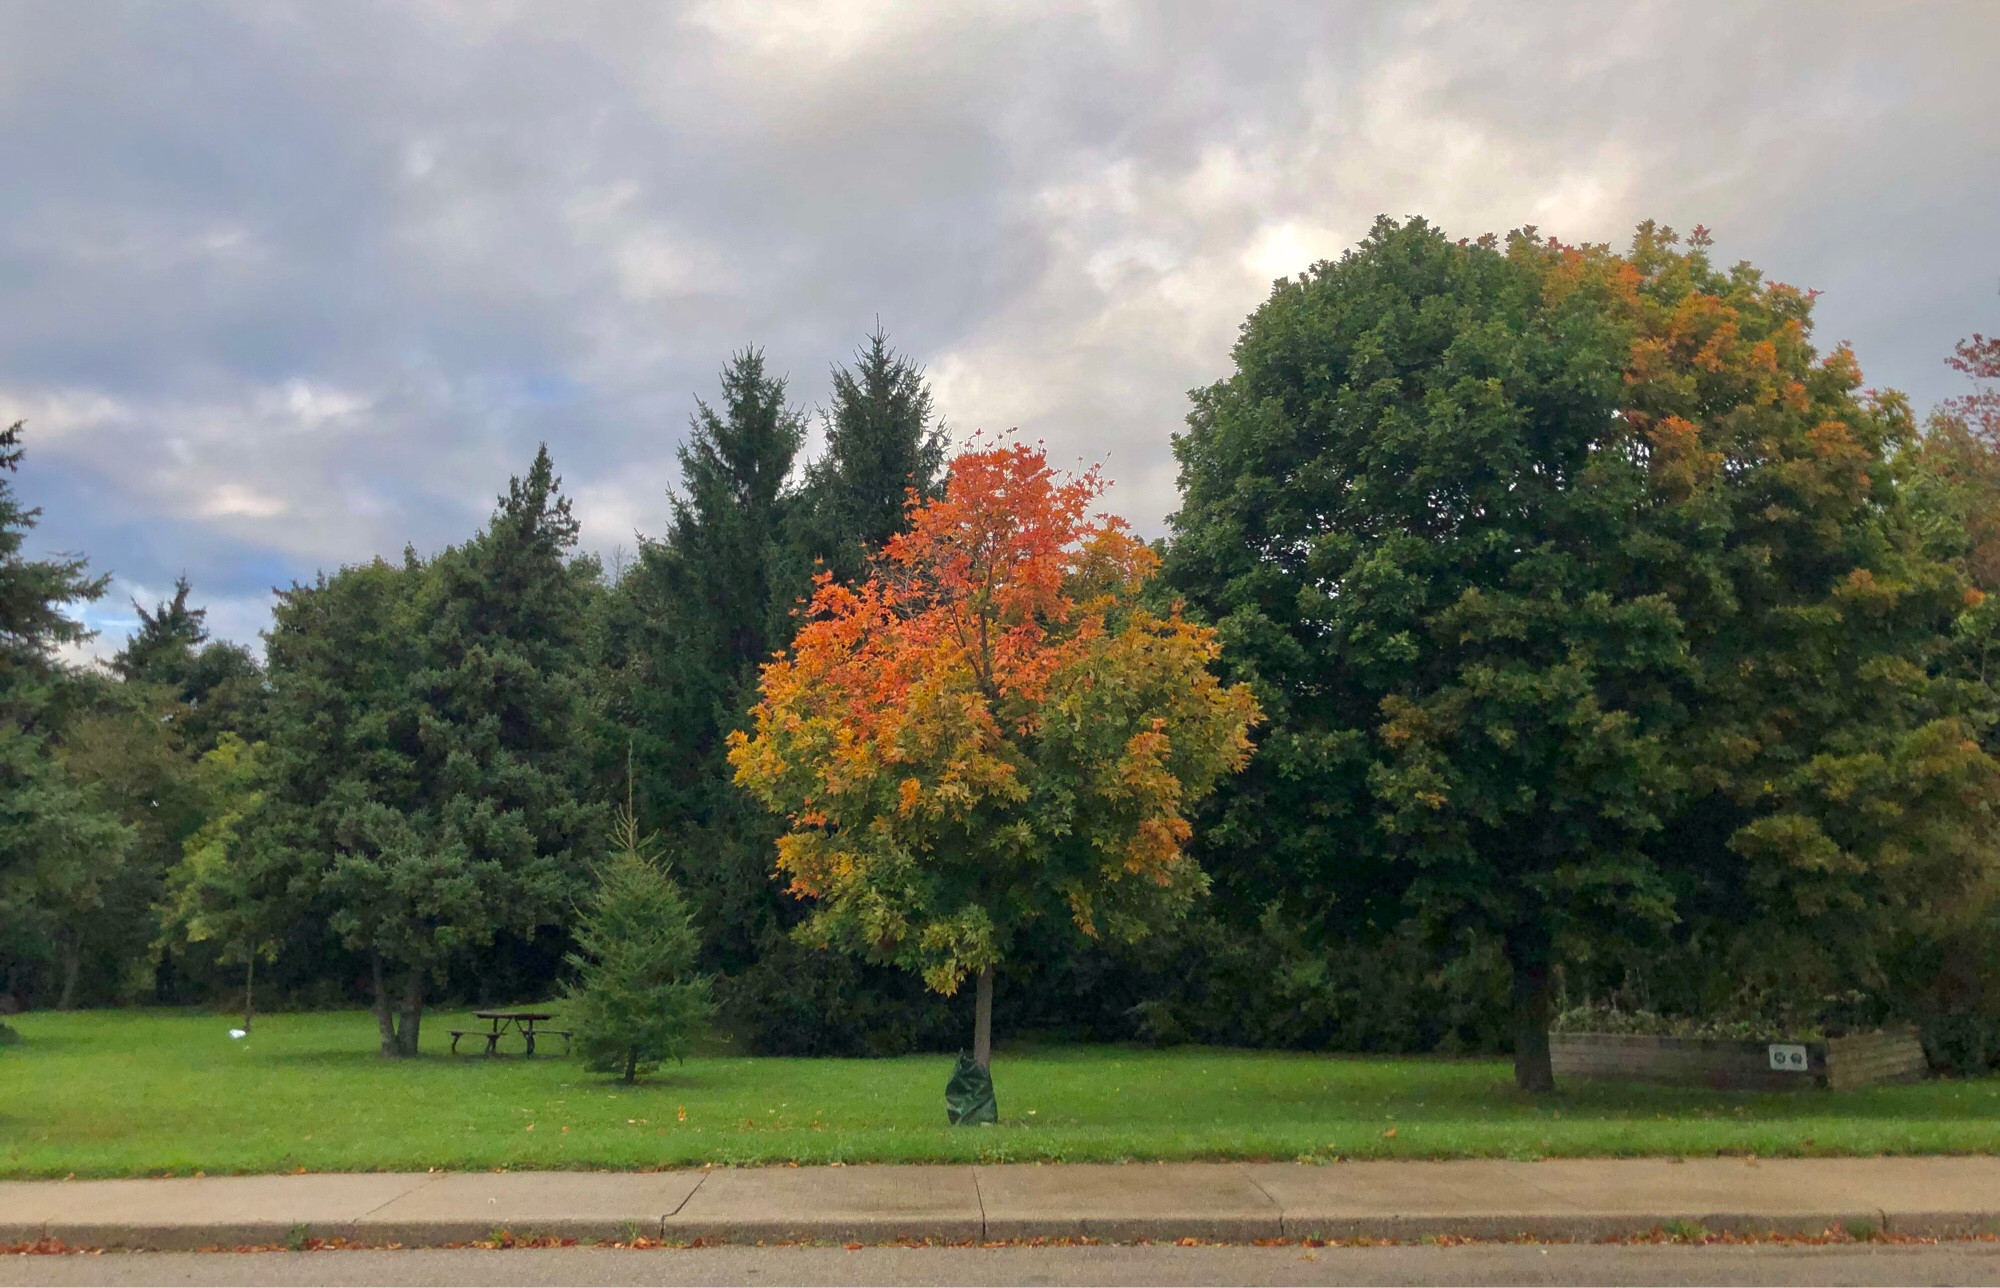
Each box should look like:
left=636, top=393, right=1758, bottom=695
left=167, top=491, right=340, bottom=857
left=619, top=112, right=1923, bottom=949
left=229, top=1029, right=247, bottom=1039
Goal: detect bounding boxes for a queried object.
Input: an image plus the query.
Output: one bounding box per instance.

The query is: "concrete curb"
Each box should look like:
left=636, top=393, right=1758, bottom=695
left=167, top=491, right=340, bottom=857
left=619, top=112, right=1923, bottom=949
left=1, top=1159, right=1997, bottom=1251
left=14, top=1211, right=1998, bottom=1252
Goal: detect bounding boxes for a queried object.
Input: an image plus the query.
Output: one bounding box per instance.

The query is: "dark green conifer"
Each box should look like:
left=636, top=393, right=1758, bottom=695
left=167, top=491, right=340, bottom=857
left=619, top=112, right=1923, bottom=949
left=799, top=330, right=948, bottom=582
left=262, top=446, right=604, bottom=1056
left=0, top=422, right=104, bottom=688
left=600, top=352, right=808, bottom=975
left=112, top=577, right=266, bottom=754
left=564, top=808, right=713, bottom=1083
left=0, top=421, right=129, bottom=1010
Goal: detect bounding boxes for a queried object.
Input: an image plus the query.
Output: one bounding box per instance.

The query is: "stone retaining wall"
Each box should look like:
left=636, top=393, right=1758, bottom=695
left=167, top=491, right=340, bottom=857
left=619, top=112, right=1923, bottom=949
left=1551, top=1025, right=1927, bottom=1091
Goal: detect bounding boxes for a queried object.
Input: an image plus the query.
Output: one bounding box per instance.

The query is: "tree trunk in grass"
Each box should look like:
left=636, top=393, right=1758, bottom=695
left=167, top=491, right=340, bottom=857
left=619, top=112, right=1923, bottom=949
left=624, top=1049, right=638, bottom=1084
left=372, top=953, right=398, bottom=1056
left=56, top=935, right=81, bottom=1011
left=396, top=971, right=424, bottom=1057
left=972, top=964, right=994, bottom=1071
left=242, top=955, right=255, bottom=1035
left=1508, top=939, right=1555, bottom=1093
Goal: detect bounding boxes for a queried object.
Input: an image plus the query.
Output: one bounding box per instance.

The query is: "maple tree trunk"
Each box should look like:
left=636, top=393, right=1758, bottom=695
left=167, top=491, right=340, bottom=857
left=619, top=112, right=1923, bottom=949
left=623, top=1049, right=638, bottom=1084
left=972, top=964, right=994, bottom=1071
left=1508, top=938, right=1555, bottom=1093
left=372, top=953, right=398, bottom=1056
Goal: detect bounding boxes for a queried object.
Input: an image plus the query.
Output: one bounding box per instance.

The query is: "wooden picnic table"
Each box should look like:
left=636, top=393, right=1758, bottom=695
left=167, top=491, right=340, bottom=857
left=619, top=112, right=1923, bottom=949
left=448, top=1010, right=570, bottom=1056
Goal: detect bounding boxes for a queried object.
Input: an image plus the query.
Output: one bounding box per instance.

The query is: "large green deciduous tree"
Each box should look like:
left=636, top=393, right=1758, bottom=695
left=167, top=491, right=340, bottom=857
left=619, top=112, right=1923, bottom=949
left=1859, top=330, right=2000, bottom=1069
left=1167, top=218, right=1997, bottom=1089
left=1615, top=234, right=1992, bottom=1030
left=157, top=733, right=281, bottom=1030
left=49, top=685, right=203, bottom=1007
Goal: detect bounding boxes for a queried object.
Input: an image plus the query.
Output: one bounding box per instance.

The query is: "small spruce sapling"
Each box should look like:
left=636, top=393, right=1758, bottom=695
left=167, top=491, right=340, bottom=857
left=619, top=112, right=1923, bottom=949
left=564, top=811, right=714, bottom=1083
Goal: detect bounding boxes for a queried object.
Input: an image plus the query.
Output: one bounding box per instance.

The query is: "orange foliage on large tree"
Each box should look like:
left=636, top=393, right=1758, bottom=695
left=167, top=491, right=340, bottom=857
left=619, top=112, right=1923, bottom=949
left=729, top=444, right=1258, bottom=1068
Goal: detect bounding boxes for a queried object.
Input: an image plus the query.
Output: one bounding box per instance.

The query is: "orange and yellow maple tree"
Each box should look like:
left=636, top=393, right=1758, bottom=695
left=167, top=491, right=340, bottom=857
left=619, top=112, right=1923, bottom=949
left=729, top=443, right=1259, bottom=1071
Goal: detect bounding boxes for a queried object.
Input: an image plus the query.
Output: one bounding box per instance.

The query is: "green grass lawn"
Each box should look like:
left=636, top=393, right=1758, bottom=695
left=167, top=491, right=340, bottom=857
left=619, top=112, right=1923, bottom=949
left=2, top=1009, right=1997, bottom=1178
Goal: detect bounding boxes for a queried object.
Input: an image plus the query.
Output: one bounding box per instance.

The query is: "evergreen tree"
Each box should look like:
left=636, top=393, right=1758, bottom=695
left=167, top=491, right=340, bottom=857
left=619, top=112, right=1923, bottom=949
left=594, top=343, right=974, bottom=1054
left=601, top=352, right=808, bottom=975
left=258, top=554, right=427, bottom=1048
left=797, top=331, right=949, bottom=583
left=111, top=576, right=266, bottom=754
left=111, top=577, right=206, bottom=687
left=0, top=421, right=130, bottom=1009
left=564, top=809, right=713, bottom=1082
left=405, top=444, right=606, bottom=1019
left=260, top=446, right=604, bottom=1055
left=0, top=422, right=104, bottom=686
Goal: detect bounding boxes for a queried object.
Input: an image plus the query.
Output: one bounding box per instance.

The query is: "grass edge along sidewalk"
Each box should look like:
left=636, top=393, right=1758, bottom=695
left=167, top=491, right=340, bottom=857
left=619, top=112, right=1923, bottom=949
left=5, top=1158, right=2000, bottom=1250
left=7, top=1011, right=2000, bottom=1177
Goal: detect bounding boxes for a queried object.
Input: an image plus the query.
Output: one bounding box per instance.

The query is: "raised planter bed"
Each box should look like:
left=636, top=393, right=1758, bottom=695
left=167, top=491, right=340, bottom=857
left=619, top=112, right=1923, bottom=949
left=1550, top=1025, right=1927, bottom=1091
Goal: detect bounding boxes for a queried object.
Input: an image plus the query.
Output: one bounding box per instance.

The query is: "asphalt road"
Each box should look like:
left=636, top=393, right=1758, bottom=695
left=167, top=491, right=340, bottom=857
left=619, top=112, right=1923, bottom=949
left=4, top=1243, right=1999, bottom=1286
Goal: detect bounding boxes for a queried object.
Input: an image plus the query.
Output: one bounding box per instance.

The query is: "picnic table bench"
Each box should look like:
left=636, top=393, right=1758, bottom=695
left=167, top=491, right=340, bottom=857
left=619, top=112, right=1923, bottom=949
left=448, top=1010, right=571, bottom=1056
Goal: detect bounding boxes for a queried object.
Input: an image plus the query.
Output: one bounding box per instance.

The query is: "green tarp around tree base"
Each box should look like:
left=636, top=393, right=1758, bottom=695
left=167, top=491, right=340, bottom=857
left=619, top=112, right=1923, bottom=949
left=945, top=1051, right=997, bottom=1125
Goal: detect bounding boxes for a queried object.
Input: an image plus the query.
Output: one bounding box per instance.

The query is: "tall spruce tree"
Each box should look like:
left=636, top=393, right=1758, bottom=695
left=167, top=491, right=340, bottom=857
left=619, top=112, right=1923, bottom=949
left=601, top=351, right=808, bottom=981
left=0, top=422, right=104, bottom=687
left=111, top=577, right=266, bottom=754
left=261, top=447, right=603, bottom=1055
left=258, top=554, right=427, bottom=1049
left=599, top=343, right=967, bottom=1053
left=0, top=421, right=132, bottom=1009
left=111, top=578, right=205, bottom=686
left=797, top=331, right=949, bottom=584
left=403, top=444, right=605, bottom=1029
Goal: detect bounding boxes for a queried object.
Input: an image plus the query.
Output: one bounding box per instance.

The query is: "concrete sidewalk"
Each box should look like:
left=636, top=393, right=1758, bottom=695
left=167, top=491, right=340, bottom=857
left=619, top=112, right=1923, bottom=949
left=3, top=1158, right=1999, bottom=1250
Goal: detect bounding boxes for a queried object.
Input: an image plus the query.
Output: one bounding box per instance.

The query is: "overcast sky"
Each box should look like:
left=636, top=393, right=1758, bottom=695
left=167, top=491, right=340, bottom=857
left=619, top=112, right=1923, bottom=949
left=4, top=1, right=1996, bottom=656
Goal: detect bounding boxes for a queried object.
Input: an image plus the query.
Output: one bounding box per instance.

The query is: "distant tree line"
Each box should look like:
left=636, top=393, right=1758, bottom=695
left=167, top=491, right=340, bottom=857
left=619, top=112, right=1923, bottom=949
left=4, top=229, right=1998, bottom=1079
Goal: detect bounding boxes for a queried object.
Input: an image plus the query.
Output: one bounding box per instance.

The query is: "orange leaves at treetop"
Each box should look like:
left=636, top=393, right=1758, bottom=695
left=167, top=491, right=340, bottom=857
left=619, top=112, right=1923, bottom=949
left=727, top=442, right=1259, bottom=994
left=778, top=443, right=1142, bottom=739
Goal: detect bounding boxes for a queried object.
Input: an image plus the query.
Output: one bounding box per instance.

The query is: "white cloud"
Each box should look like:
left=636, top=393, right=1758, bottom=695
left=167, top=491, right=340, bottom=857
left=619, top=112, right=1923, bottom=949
left=0, top=387, right=129, bottom=442
left=681, top=0, right=914, bottom=62
left=0, top=0, right=1994, bottom=650
left=199, top=483, right=289, bottom=520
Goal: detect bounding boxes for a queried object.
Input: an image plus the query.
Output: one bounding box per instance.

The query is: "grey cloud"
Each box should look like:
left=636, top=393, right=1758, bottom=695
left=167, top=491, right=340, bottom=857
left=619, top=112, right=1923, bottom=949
left=1, top=0, right=1994, bottom=655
